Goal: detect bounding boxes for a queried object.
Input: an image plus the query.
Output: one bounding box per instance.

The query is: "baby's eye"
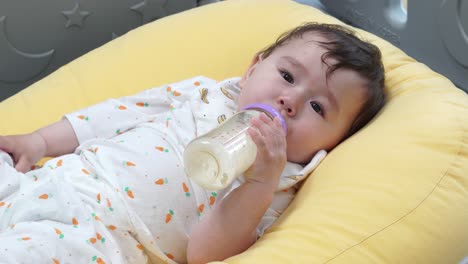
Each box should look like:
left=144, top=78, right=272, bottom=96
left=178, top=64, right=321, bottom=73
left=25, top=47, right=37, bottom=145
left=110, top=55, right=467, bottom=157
left=310, top=101, right=324, bottom=116
left=280, top=70, right=294, bottom=84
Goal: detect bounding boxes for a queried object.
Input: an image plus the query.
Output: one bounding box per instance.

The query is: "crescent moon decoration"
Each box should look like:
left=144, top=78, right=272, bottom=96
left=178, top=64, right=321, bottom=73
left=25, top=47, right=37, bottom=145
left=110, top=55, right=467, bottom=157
left=0, top=16, right=54, bottom=83
left=131, top=0, right=168, bottom=24
left=437, top=0, right=468, bottom=67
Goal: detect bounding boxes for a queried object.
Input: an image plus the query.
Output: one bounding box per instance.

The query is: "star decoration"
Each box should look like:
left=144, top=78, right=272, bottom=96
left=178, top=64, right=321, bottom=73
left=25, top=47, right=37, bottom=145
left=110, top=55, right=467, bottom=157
left=131, top=0, right=167, bottom=24
left=62, top=3, right=90, bottom=28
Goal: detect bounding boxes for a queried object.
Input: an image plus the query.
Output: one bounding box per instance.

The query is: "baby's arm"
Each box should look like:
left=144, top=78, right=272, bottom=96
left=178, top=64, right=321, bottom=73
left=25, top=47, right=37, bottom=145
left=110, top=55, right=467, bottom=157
left=1, top=77, right=212, bottom=173
left=65, top=77, right=211, bottom=143
left=187, top=114, right=287, bottom=263
left=36, top=118, right=79, bottom=157
left=0, top=118, right=78, bottom=172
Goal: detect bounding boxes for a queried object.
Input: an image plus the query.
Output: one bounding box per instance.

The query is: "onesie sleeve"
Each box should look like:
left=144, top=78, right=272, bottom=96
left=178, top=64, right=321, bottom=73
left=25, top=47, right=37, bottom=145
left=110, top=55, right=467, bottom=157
left=64, top=76, right=216, bottom=144
left=255, top=150, right=327, bottom=237
left=255, top=187, right=296, bottom=238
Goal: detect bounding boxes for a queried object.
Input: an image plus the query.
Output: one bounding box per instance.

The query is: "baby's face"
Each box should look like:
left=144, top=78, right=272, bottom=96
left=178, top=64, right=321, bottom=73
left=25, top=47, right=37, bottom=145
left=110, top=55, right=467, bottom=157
left=237, top=33, right=367, bottom=164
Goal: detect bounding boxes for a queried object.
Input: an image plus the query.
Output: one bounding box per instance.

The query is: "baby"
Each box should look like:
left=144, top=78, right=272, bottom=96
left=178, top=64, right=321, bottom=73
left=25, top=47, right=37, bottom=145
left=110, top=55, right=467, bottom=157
left=0, top=22, right=385, bottom=264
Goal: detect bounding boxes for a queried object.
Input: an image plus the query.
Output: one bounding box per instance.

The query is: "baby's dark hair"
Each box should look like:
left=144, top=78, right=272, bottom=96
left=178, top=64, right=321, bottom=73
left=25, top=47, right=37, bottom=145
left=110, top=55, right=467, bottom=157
left=259, top=22, right=386, bottom=140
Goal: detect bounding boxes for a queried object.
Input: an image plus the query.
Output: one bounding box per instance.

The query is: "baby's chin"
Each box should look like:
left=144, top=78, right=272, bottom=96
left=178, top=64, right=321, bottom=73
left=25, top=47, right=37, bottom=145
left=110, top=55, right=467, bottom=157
left=286, top=151, right=312, bottom=165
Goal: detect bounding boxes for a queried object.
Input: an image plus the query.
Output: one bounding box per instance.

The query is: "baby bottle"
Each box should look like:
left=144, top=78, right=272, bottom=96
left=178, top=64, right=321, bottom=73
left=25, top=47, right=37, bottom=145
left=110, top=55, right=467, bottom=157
left=184, top=103, right=287, bottom=190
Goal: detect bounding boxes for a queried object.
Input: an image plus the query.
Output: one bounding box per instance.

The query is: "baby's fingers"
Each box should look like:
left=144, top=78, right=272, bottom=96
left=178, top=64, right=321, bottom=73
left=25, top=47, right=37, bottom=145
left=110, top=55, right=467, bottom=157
left=15, top=156, right=34, bottom=173
left=247, top=126, right=266, bottom=149
left=0, top=136, right=13, bottom=153
left=273, top=116, right=286, bottom=136
left=249, top=114, right=286, bottom=154
left=254, top=113, right=280, bottom=135
left=259, top=113, right=285, bottom=136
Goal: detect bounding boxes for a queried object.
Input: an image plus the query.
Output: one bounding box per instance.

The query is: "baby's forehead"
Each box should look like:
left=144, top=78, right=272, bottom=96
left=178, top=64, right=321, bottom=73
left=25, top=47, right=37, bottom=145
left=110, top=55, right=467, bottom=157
left=284, top=32, right=330, bottom=46
left=272, top=34, right=335, bottom=65
left=273, top=33, right=330, bottom=57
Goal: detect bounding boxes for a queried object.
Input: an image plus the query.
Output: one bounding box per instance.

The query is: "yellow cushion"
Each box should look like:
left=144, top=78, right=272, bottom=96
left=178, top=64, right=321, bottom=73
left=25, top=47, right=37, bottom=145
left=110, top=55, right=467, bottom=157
left=1, top=0, right=467, bottom=263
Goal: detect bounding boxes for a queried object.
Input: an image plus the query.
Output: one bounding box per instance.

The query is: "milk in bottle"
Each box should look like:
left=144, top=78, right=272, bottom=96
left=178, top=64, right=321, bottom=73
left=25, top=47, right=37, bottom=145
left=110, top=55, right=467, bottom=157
left=184, top=103, right=287, bottom=190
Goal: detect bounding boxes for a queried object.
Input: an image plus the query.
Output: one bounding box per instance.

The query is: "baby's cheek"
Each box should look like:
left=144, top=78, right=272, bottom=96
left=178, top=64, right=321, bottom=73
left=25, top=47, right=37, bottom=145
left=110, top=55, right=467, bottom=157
left=286, top=139, right=316, bottom=164
left=285, top=143, right=300, bottom=163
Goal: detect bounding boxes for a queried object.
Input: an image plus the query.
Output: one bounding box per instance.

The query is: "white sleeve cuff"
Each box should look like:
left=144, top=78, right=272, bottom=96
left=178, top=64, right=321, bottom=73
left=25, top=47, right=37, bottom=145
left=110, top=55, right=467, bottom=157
left=63, top=113, right=96, bottom=144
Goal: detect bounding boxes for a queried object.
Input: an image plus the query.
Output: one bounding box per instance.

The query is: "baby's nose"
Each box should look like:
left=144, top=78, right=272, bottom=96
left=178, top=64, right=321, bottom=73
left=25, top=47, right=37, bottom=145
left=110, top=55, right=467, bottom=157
left=279, top=99, right=296, bottom=116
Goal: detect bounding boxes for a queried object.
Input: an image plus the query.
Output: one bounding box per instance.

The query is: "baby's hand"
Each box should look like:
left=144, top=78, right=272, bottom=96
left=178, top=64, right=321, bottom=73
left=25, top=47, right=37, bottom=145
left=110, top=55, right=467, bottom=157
left=244, top=113, right=287, bottom=191
left=0, top=132, right=47, bottom=173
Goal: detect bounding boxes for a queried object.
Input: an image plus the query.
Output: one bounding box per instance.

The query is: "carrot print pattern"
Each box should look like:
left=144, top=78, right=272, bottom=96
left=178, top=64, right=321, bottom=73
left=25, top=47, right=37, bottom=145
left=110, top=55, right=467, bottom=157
left=155, top=146, right=169, bottom=152
left=30, top=164, right=42, bottom=170
left=197, top=204, right=205, bottom=216
left=136, top=102, right=149, bottom=107
left=124, top=187, right=135, bottom=199
left=77, top=115, right=89, bottom=121
left=96, top=233, right=102, bottom=240
left=136, top=244, right=144, bottom=250
left=91, top=212, right=101, bottom=221
left=106, top=198, right=114, bottom=211
left=81, top=169, right=100, bottom=180
left=92, top=256, right=106, bottom=264
left=54, top=228, right=64, bottom=239
left=165, top=210, right=174, bottom=223
left=108, top=225, right=117, bottom=231
left=38, top=194, right=49, bottom=200
left=123, top=161, right=136, bottom=167
left=96, top=193, right=101, bottom=204
left=52, top=258, right=60, bottom=264
left=47, top=159, right=63, bottom=170
left=72, top=217, right=79, bottom=227
left=209, top=192, right=217, bottom=206
left=182, top=182, right=190, bottom=197
left=117, top=105, right=127, bottom=110
left=166, top=117, right=171, bottom=128
left=166, top=86, right=181, bottom=97
left=154, top=178, right=168, bottom=185
left=86, top=147, right=99, bottom=153
left=165, top=252, right=175, bottom=260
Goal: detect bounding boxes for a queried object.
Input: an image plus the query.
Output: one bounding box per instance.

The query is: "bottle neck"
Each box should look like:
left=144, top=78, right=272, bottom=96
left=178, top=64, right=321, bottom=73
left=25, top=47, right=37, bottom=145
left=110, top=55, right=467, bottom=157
left=247, top=107, right=275, bottom=120
left=242, top=103, right=287, bottom=133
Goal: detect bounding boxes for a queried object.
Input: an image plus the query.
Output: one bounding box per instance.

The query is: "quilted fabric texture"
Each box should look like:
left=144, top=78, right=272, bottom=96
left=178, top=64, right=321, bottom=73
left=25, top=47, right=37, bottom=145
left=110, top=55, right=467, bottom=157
left=0, top=0, right=467, bottom=263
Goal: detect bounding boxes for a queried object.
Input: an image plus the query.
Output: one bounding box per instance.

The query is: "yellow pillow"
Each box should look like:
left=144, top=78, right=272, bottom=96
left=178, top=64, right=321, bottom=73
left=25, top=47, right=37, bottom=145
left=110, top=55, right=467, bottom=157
left=1, top=0, right=467, bottom=263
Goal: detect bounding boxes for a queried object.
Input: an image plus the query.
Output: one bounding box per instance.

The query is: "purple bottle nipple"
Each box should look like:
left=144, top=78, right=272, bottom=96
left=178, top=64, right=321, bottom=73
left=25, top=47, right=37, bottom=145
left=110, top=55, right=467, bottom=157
left=242, top=103, right=287, bottom=134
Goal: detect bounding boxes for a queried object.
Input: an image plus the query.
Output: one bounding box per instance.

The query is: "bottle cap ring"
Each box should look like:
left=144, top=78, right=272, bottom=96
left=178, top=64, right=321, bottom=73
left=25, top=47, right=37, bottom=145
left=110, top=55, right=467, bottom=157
left=242, top=103, right=287, bottom=134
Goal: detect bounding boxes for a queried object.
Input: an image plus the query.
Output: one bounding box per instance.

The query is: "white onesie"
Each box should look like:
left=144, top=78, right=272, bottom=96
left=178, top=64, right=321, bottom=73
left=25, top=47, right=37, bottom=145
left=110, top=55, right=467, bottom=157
left=0, top=76, right=326, bottom=264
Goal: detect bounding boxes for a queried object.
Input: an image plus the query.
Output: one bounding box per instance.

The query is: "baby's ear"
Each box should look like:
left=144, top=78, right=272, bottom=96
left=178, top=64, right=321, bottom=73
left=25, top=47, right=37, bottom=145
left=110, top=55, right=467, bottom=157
left=239, top=53, right=263, bottom=88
